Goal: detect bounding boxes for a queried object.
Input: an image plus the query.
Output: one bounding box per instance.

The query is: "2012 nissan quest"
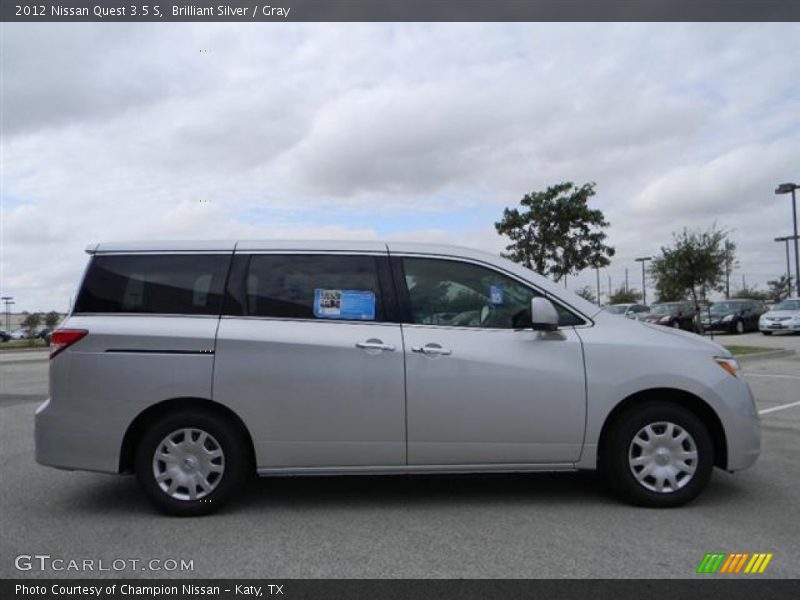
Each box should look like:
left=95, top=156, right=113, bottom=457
left=36, top=241, right=761, bottom=515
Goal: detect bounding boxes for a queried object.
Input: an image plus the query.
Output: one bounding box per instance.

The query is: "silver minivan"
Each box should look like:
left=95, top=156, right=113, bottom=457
left=36, top=240, right=760, bottom=515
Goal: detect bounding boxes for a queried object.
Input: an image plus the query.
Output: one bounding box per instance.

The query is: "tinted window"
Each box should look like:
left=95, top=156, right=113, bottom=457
left=232, top=254, right=384, bottom=321
left=401, top=258, right=583, bottom=328
left=75, top=254, right=229, bottom=315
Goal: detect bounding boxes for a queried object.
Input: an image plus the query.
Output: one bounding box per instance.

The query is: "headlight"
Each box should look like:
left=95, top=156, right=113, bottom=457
left=659, top=316, right=671, bottom=323
left=714, top=356, right=740, bottom=378
left=722, top=314, right=734, bottom=322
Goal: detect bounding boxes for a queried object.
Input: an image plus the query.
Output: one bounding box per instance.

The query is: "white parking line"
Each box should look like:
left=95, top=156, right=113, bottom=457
left=759, top=400, right=800, bottom=415
left=744, top=373, right=800, bottom=380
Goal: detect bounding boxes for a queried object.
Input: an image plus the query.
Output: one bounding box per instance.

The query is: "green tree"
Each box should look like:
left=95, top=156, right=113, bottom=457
left=608, top=286, right=642, bottom=305
left=575, top=285, right=597, bottom=304
left=44, top=311, right=61, bottom=330
left=495, top=182, right=615, bottom=283
left=650, top=226, right=732, bottom=310
left=766, top=275, right=792, bottom=303
left=20, top=312, right=42, bottom=344
left=733, top=285, right=771, bottom=302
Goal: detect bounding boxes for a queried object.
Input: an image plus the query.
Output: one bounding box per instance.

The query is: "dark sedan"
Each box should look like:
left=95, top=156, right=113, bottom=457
left=701, top=299, right=767, bottom=334
left=640, top=302, right=698, bottom=331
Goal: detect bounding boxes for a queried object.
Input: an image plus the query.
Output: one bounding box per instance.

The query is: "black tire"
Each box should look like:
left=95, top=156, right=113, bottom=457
left=762, top=331, right=773, bottom=336
left=135, top=410, right=251, bottom=516
left=734, top=320, right=745, bottom=334
left=601, top=401, right=714, bottom=508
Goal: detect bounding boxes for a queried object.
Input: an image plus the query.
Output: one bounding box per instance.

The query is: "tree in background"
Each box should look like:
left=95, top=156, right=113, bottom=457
left=44, top=311, right=62, bottom=330
left=20, top=312, right=42, bottom=344
left=575, top=286, right=598, bottom=304
left=766, top=275, right=793, bottom=303
left=733, top=285, right=771, bottom=302
left=495, top=182, right=615, bottom=284
left=608, top=286, right=642, bottom=305
left=650, top=226, right=732, bottom=311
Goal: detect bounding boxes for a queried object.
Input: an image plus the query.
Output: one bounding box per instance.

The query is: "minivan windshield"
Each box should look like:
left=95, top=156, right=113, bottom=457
left=650, top=303, right=681, bottom=315
left=772, top=299, right=800, bottom=311
left=710, top=301, right=746, bottom=315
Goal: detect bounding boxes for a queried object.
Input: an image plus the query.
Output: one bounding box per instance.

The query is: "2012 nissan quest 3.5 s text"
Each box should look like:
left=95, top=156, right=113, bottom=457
left=36, top=240, right=761, bottom=515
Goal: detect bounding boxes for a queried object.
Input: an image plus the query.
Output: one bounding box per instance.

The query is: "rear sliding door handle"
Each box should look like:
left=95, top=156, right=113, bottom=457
left=411, top=344, right=452, bottom=356
left=355, top=340, right=396, bottom=352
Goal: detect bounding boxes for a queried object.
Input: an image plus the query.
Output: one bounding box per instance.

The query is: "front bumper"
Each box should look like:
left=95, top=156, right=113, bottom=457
left=715, top=377, right=761, bottom=472
left=759, top=319, right=800, bottom=332
left=701, top=319, right=736, bottom=332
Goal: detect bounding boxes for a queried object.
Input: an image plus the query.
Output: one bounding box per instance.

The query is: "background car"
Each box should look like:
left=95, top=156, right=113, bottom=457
left=701, top=299, right=767, bottom=334
left=759, top=298, right=800, bottom=335
left=602, top=303, right=650, bottom=320
left=8, top=329, right=28, bottom=340
left=0, top=330, right=10, bottom=342
left=641, top=302, right=697, bottom=331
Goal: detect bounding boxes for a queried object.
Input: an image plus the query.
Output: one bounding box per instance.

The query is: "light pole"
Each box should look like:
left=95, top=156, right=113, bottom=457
left=635, top=256, right=652, bottom=305
left=775, top=183, right=800, bottom=296
left=594, top=266, right=601, bottom=306
left=774, top=235, right=799, bottom=294
left=1, top=296, right=13, bottom=331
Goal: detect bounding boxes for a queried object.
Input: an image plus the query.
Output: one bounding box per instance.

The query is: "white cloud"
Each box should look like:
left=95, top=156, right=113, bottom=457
left=2, top=22, right=800, bottom=309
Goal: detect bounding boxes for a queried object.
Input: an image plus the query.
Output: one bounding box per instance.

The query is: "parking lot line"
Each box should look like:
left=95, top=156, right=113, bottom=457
left=759, top=400, right=800, bottom=415
left=744, top=373, right=800, bottom=381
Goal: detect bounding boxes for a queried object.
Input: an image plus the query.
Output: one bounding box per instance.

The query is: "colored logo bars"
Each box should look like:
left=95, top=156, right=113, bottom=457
left=697, top=553, right=773, bottom=574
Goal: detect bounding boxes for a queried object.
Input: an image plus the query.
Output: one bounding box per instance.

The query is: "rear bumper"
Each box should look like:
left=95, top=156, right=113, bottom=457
left=35, top=398, right=122, bottom=474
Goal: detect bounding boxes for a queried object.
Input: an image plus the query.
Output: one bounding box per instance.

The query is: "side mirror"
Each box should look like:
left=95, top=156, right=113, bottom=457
left=531, top=297, right=559, bottom=331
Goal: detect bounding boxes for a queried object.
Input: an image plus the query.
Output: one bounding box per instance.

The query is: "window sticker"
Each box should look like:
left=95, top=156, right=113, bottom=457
left=490, top=284, right=504, bottom=305
left=314, top=289, right=376, bottom=321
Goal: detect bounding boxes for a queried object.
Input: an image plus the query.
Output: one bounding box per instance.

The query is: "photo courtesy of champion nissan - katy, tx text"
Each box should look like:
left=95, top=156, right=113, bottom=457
left=35, top=240, right=761, bottom=516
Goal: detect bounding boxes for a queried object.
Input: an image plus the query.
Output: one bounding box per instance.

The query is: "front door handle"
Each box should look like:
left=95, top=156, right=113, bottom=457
left=355, top=339, right=396, bottom=352
left=411, top=343, right=452, bottom=356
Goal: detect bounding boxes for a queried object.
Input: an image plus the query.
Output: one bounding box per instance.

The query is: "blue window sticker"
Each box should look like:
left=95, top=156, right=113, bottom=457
left=314, top=289, right=376, bottom=321
left=490, top=285, right=504, bottom=305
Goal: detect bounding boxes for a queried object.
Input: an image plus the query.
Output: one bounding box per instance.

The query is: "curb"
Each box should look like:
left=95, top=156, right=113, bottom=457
left=735, top=349, right=796, bottom=363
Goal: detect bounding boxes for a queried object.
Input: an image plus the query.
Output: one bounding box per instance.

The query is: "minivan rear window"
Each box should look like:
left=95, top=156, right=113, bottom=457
left=74, top=254, right=230, bottom=315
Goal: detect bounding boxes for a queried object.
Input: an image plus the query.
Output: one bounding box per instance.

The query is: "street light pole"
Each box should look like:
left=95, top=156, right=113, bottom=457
left=595, top=266, right=601, bottom=306
left=775, top=183, right=800, bottom=297
left=635, top=256, right=652, bottom=305
left=774, top=235, right=799, bottom=294
left=1, top=296, right=14, bottom=331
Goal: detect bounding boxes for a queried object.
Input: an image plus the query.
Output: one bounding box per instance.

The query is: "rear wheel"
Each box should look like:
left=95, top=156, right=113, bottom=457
left=601, top=402, right=713, bottom=507
left=135, top=410, right=250, bottom=516
left=734, top=320, right=745, bottom=334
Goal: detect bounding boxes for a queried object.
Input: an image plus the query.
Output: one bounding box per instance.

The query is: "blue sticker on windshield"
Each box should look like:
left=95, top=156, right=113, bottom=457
left=314, top=289, right=376, bottom=321
left=490, top=285, right=504, bottom=305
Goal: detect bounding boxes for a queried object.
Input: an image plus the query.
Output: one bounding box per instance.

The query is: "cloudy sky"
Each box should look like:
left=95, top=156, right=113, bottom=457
left=1, top=22, right=799, bottom=311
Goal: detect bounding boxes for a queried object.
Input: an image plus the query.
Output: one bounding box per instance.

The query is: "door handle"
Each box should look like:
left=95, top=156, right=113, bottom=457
left=411, top=344, right=452, bottom=356
left=355, top=340, right=396, bottom=352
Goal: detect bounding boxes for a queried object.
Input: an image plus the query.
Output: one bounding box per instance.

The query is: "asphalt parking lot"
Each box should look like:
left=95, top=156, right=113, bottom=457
left=1, top=337, right=798, bottom=579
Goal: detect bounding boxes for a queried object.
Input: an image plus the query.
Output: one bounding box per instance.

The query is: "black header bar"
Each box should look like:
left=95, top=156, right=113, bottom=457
left=2, top=1, right=800, bottom=23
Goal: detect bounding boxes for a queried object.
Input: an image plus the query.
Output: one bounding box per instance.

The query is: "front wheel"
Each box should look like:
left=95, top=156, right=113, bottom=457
left=601, top=402, right=713, bottom=507
left=734, top=320, right=745, bottom=334
left=135, top=410, right=251, bottom=516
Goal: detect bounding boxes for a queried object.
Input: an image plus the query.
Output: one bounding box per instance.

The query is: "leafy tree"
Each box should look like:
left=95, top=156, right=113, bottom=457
left=608, top=286, right=642, bottom=305
left=495, top=182, right=615, bottom=282
left=650, top=226, right=732, bottom=311
left=44, top=311, right=61, bottom=330
left=766, top=275, right=792, bottom=303
left=575, top=286, right=597, bottom=304
left=20, top=312, right=42, bottom=344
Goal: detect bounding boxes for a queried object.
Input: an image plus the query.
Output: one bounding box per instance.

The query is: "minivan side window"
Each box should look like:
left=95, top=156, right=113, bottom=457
left=227, top=254, right=385, bottom=321
left=401, top=258, right=584, bottom=328
left=74, top=254, right=230, bottom=315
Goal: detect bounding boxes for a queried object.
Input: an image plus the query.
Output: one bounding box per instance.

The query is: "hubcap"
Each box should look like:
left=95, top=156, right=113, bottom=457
left=628, top=422, right=698, bottom=494
left=152, top=428, right=225, bottom=501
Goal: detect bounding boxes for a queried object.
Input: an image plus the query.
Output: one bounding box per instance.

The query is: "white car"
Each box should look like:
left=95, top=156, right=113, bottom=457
left=759, top=298, right=800, bottom=335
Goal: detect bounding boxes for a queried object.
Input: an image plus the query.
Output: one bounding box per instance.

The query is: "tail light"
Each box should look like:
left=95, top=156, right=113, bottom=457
left=50, top=329, right=88, bottom=359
